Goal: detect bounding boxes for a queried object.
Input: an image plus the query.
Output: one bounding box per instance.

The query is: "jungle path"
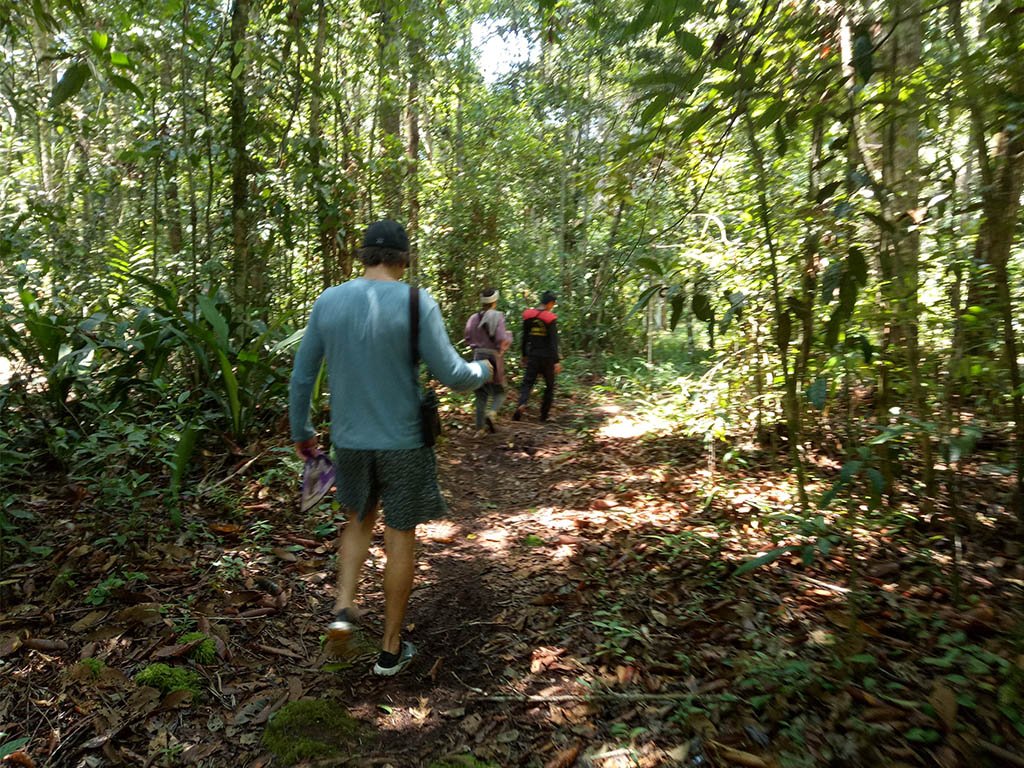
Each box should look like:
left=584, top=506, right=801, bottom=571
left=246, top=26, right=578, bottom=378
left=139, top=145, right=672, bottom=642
left=4, top=390, right=1023, bottom=767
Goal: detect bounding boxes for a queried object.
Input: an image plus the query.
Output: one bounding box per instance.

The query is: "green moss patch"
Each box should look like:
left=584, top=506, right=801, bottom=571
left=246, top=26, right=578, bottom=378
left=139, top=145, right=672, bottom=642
left=134, top=662, right=202, bottom=695
left=262, top=699, right=363, bottom=765
left=178, top=631, right=217, bottom=664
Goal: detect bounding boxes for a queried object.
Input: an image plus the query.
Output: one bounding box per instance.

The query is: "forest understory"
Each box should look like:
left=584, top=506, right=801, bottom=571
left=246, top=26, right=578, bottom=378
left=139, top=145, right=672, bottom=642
left=2, top=389, right=1023, bottom=768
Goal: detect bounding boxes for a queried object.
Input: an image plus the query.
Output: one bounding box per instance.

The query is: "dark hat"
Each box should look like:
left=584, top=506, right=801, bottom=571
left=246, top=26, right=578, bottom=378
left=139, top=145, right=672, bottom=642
left=540, top=290, right=557, bottom=305
left=480, top=287, right=499, bottom=303
left=362, top=219, right=409, bottom=251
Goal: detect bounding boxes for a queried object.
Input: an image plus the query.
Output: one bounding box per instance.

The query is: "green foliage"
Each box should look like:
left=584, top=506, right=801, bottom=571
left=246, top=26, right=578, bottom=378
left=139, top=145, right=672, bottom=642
left=134, top=663, right=201, bottom=696
left=85, top=571, right=148, bottom=606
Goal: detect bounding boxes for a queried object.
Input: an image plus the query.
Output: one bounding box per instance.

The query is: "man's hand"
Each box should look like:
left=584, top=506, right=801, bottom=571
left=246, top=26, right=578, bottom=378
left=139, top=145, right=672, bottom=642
left=555, top=362, right=563, bottom=374
left=295, top=437, right=319, bottom=459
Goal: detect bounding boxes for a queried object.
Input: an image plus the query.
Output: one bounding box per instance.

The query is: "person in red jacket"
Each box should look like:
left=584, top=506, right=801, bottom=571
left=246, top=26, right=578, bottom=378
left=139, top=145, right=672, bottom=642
left=512, top=290, right=562, bottom=422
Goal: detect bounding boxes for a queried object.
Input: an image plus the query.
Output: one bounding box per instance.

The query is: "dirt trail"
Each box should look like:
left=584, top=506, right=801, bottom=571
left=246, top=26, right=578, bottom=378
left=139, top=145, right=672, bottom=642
left=323, top=401, right=623, bottom=765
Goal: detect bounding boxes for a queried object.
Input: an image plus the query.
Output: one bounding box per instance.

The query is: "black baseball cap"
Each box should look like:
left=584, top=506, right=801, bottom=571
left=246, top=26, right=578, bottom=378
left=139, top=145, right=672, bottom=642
left=540, top=290, right=557, bottom=304
left=362, top=219, right=409, bottom=251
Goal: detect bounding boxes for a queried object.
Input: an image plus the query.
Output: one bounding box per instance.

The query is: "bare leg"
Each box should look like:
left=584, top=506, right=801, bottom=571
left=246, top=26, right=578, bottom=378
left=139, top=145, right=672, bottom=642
left=333, top=507, right=378, bottom=615
left=381, top=525, right=416, bottom=654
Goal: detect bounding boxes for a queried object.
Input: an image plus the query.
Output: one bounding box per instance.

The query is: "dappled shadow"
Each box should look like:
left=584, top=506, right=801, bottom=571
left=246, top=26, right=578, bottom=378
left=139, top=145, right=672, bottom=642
left=4, top=388, right=1024, bottom=766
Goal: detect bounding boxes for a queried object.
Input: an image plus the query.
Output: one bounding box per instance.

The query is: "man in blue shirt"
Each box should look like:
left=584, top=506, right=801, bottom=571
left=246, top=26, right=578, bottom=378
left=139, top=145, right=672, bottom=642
left=289, top=219, right=492, bottom=676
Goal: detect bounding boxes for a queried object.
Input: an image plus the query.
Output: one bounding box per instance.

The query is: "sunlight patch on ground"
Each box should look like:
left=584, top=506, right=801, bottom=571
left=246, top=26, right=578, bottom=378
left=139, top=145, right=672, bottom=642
left=474, top=526, right=510, bottom=552
left=420, top=520, right=460, bottom=542
left=598, top=411, right=674, bottom=440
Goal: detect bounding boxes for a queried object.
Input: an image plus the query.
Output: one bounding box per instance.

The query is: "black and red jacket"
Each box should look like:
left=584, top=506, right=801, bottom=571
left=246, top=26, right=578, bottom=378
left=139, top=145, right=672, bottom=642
left=521, top=307, right=559, bottom=360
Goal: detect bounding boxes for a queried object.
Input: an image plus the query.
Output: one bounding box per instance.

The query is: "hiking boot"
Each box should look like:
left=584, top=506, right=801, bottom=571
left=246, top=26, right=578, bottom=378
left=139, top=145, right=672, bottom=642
left=512, top=405, right=526, bottom=422
left=327, top=608, right=357, bottom=645
left=485, top=410, right=497, bottom=433
left=372, top=640, right=416, bottom=677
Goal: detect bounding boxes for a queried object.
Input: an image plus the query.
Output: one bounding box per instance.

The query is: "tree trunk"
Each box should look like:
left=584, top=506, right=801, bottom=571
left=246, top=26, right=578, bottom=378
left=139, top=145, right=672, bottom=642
left=229, top=0, right=252, bottom=315
left=406, top=14, right=422, bottom=280
left=375, top=0, right=403, bottom=219
left=309, top=0, right=339, bottom=289
left=951, top=0, right=1024, bottom=519
left=879, top=0, right=934, bottom=504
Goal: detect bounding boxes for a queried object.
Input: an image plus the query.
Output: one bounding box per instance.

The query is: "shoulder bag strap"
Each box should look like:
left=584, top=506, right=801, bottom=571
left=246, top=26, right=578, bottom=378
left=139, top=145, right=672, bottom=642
left=409, top=286, right=422, bottom=391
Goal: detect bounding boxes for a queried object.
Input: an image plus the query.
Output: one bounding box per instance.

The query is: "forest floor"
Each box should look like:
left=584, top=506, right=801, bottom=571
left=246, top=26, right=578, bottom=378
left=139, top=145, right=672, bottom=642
left=2, top=387, right=1024, bottom=768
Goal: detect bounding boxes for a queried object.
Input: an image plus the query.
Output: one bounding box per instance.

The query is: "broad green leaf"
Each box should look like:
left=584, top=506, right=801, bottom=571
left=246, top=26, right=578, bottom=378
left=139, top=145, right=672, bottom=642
left=820, top=260, right=842, bottom=303
left=270, top=327, right=306, bottom=354
left=815, top=180, right=843, bottom=203
left=109, top=73, right=144, bottom=100
left=855, top=334, right=874, bottom=363
left=110, top=50, right=131, bottom=67
left=852, top=30, right=874, bottom=84
left=669, top=293, right=685, bottom=330
left=692, top=292, right=713, bottom=322
left=824, top=310, right=842, bottom=348
left=733, top=545, right=798, bottom=576
left=49, top=62, right=91, bottom=107
left=847, top=246, right=868, bottom=286
left=197, top=294, right=229, bottom=351
left=635, top=256, right=663, bottom=275
left=214, top=348, right=242, bottom=437
left=632, top=68, right=695, bottom=92
left=774, top=121, right=788, bottom=157
left=675, top=103, right=717, bottom=143
left=1, top=738, right=30, bottom=759
left=627, top=284, right=664, bottom=319
left=675, top=29, right=704, bottom=59
left=170, top=423, right=201, bottom=498
left=756, top=100, right=786, bottom=130
left=91, top=31, right=109, bottom=51
left=806, top=376, right=828, bottom=410
left=640, top=92, right=672, bottom=126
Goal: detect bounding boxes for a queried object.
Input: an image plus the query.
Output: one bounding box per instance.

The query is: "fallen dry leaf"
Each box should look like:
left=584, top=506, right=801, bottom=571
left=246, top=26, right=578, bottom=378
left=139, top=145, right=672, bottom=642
left=544, top=741, right=581, bottom=768
left=930, top=680, right=958, bottom=732
left=709, top=741, right=769, bottom=768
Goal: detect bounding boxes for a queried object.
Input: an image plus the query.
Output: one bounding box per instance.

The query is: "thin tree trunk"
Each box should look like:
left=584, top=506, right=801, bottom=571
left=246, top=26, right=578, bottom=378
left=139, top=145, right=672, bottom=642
left=744, top=109, right=810, bottom=514
left=406, top=13, right=422, bottom=280
left=181, top=0, right=199, bottom=300
left=229, top=0, right=252, bottom=315
left=309, top=0, right=339, bottom=289
left=376, top=0, right=403, bottom=219
left=882, top=0, right=934, bottom=506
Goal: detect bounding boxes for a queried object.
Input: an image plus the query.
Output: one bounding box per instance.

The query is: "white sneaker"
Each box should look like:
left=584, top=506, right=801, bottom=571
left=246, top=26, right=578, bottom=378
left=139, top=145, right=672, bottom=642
left=372, top=640, right=416, bottom=677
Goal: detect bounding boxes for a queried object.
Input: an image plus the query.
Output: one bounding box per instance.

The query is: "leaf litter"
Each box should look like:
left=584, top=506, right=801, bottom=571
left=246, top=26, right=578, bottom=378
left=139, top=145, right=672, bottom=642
left=1, top=390, right=1023, bottom=766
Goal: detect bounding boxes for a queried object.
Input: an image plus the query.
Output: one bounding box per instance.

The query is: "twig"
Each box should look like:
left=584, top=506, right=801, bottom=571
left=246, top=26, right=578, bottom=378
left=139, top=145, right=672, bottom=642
left=197, top=451, right=267, bottom=495
left=452, top=671, right=485, bottom=694
left=466, top=690, right=695, bottom=704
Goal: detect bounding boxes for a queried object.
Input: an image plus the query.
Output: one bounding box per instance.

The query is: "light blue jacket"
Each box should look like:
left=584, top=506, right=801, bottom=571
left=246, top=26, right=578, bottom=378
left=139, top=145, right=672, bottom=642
left=289, top=278, right=489, bottom=450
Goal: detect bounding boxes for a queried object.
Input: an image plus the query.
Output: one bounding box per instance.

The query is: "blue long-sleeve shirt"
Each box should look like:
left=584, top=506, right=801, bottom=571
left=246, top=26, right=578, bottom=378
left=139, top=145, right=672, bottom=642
left=289, top=277, right=489, bottom=450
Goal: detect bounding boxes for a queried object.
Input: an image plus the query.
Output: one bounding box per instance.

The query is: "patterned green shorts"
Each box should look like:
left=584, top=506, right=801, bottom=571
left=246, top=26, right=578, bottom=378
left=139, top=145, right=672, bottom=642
left=333, top=446, right=447, bottom=530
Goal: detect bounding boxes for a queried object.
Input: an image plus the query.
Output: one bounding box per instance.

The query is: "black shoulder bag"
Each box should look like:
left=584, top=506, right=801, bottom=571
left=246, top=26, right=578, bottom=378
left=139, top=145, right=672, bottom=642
left=410, top=286, right=442, bottom=447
